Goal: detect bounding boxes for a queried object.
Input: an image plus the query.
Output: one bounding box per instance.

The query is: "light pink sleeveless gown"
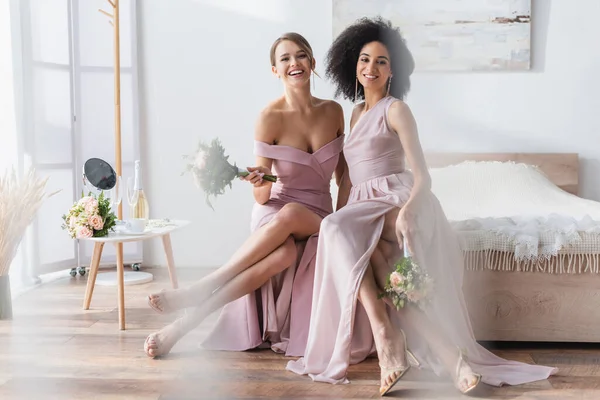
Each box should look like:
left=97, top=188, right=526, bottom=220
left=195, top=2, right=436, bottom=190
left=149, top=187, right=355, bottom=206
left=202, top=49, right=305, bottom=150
left=202, top=134, right=345, bottom=356
left=287, top=97, right=557, bottom=386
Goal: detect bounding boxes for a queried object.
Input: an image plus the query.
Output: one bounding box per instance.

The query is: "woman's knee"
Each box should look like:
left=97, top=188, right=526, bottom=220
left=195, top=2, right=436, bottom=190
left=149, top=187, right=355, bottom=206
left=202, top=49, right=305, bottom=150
left=320, top=212, right=348, bottom=236
left=272, top=203, right=308, bottom=227
left=381, top=209, right=400, bottom=242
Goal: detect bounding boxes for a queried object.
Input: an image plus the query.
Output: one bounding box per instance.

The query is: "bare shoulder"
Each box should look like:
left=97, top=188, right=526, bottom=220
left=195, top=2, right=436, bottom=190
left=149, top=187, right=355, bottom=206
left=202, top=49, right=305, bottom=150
left=388, top=99, right=412, bottom=117
left=352, top=102, right=365, bottom=117
left=387, top=99, right=416, bottom=130
left=312, top=97, right=343, bottom=116
left=323, top=98, right=343, bottom=114
left=255, top=100, right=284, bottom=143
left=325, top=100, right=346, bottom=136
left=349, top=102, right=364, bottom=128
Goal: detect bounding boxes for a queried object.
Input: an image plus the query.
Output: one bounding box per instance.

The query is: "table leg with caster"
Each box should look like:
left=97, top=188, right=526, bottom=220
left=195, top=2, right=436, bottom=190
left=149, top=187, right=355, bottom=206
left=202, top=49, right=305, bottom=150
left=70, top=268, right=86, bottom=277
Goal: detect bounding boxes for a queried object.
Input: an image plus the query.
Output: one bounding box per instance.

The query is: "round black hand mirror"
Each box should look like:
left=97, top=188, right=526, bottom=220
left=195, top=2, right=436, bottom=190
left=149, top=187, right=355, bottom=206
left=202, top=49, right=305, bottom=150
left=83, top=158, right=117, bottom=191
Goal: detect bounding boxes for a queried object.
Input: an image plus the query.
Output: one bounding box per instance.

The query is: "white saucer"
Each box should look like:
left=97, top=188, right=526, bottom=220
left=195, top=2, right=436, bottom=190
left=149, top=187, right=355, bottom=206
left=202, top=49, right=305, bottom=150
left=118, top=229, right=151, bottom=236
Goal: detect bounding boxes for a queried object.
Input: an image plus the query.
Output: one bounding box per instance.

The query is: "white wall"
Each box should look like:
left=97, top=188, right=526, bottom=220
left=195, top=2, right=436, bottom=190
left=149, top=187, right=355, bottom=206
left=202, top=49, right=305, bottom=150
left=137, top=0, right=337, bottom=268
left=410, top=0, right=600, bottom=203
left=1, top=0, right=18, bottom=172
left=138, top=0, right=600, bottom=268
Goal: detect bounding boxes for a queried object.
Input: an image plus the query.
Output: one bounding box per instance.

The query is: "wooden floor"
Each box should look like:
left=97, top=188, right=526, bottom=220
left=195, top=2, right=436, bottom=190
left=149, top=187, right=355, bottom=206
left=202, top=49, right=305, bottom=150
left=1, top=267, right=599, bottom=399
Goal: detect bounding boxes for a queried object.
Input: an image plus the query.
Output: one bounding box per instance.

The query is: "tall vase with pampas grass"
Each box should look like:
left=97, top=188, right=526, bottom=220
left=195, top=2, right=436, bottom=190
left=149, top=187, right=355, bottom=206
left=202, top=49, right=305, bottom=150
left=0, top=167, right=54, bottom=319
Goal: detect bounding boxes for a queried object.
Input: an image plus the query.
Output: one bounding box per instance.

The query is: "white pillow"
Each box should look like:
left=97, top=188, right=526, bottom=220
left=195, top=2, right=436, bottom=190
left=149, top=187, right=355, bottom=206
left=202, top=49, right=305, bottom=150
left=429, top=161, right=600, bottom=221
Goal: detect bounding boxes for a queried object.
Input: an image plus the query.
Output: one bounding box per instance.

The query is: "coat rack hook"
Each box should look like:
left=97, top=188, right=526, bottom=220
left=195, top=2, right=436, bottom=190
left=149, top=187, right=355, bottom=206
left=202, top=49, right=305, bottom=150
left=98, top=9, right=114, bottom=19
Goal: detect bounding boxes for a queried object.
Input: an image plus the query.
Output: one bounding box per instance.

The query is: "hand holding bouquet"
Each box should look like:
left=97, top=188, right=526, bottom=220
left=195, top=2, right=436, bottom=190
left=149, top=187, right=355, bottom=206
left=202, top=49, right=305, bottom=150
left=380, top=238, right=433, bottom=310
left=183, top=138, right=277, bottom=209
left=242, top=166, right=275, bottom=187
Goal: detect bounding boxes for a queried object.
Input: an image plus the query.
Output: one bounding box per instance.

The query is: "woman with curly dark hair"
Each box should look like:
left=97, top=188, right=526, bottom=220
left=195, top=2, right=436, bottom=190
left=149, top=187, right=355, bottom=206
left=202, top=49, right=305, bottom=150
left=288, top=17, right=556, bottom=395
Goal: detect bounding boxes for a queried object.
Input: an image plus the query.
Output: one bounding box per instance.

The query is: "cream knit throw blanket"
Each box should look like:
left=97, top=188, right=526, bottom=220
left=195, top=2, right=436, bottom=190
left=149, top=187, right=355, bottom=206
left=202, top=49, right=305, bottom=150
left=430, top=161, right=600, bottom=268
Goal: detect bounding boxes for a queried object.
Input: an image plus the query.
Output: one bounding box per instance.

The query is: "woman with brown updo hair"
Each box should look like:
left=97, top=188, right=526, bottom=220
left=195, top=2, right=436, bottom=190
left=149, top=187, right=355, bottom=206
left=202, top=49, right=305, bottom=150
left=143, top=32, right=349, bottom=359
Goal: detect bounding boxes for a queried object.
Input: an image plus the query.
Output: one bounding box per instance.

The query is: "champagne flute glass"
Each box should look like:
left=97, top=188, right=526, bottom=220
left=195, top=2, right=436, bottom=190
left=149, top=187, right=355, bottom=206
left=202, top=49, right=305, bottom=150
left=127, top=176, right=139, bottom=210
left=109, top=175, right=122, bottom=219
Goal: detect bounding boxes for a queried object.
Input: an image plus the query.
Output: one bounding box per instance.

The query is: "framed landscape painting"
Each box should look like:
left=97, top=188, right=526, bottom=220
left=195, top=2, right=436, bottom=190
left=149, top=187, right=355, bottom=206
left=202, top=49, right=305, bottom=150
left=332, top=0, right=531, bottom=71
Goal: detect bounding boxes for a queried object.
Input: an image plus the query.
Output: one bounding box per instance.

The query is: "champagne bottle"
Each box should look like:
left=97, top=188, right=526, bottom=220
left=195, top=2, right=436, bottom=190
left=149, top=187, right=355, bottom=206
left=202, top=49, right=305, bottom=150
left=130, top=160, right=149, bottom=219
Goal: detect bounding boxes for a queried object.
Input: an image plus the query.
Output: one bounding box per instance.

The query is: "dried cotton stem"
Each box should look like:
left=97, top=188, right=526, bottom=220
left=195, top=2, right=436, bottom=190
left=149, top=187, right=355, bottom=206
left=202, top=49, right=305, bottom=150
left=0, top=167, right=55, bottom=276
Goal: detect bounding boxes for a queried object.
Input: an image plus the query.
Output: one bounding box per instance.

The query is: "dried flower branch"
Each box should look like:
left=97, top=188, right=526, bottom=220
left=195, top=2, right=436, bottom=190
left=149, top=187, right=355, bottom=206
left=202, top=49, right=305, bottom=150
left=0, top=167, right=57, bottom=276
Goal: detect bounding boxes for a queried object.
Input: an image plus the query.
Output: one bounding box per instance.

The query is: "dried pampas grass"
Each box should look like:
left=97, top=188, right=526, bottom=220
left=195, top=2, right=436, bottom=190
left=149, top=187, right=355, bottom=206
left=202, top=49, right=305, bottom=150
left=0, top=167, right=57, bottom=276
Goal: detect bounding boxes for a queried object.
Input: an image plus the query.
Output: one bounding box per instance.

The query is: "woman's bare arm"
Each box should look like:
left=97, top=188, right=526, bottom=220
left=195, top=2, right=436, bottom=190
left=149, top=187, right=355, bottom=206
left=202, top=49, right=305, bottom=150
left=387, top=101, right=431, bottom=203
left=250, top=110, right=278, bottom=204
left=331, top=102, right=351, bottom=211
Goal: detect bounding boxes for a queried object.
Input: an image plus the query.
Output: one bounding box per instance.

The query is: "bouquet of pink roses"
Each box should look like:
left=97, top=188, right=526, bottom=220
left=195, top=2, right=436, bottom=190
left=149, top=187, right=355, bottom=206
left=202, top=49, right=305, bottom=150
left=61, top=192, right=117, bottom=239
left=380, top=239, right=434, bottom=310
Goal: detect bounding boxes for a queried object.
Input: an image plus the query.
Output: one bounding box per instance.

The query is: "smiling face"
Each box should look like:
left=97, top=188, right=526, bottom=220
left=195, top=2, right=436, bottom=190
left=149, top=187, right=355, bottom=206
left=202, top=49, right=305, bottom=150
left=272, top=39, right=314, bottom=88
left=356, top=41, right=392, bottom=95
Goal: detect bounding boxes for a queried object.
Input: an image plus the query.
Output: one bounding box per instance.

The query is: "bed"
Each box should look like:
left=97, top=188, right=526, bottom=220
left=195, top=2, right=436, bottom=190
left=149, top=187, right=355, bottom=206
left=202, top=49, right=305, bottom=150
left=425, top=153, right=600, bottom=342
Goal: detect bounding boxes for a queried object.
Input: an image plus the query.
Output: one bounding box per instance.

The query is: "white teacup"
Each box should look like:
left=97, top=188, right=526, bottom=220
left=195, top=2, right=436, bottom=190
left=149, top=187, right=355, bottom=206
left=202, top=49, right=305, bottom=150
left=125, top=218, right=147, bottom=233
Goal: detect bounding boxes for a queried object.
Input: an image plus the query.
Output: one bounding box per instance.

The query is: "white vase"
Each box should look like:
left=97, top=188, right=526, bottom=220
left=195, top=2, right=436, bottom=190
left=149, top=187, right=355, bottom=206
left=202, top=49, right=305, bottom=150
left=0, top=275, right=13, bottom=320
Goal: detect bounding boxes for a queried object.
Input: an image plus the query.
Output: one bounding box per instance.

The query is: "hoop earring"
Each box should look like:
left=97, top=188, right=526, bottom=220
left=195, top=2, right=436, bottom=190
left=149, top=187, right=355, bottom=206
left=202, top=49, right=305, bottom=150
left=355, top=77, right=358, bottom=102
left=386, top=76, right=392, bottom=96
left=312, top=71, right=315, bottom=91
